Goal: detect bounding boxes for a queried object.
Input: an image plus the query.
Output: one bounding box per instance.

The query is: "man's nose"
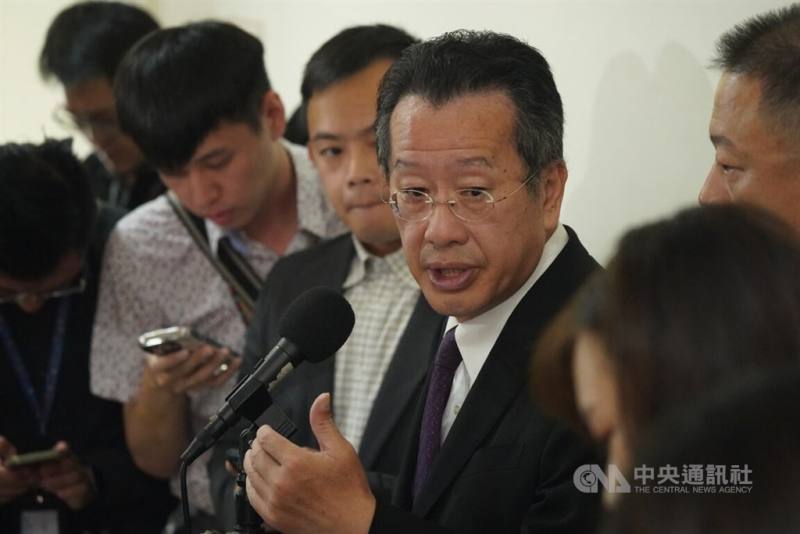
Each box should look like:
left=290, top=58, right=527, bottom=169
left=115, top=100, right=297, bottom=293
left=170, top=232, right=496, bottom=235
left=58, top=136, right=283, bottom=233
left=346, top=145, right=380, bottom=188
left=189, top=170, right=222, bottom=209
left=423, top=198, right=469, bottom=248
left=698, top=166, right=729, bottom=205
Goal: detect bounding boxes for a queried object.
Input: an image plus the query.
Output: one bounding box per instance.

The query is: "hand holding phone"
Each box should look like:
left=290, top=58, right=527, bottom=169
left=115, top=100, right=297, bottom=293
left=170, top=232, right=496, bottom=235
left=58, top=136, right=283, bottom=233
left=138, top=326, right=221, bottom=356
left=139, top=328, right=240, bottom=394
left=5, top=449, right=65, bottom=469
left=0, top=436, right=36, bottom=504
left=36, top=441, right=96, bottom=511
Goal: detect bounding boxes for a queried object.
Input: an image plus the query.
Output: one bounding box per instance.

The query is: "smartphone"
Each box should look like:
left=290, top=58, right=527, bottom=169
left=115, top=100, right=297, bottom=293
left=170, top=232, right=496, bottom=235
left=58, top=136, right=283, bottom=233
left=5, top=449, right=65, bottom=469
left=138, top=326, right=220, bottom=356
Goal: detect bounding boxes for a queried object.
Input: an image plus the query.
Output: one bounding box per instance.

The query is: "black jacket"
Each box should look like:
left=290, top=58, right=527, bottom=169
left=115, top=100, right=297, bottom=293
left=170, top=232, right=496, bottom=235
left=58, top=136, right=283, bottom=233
left=0, top=205, right=174, bottom=533
left=370, top=227, right=602, bottom=534
left=210, top=233, right=443, bottom=528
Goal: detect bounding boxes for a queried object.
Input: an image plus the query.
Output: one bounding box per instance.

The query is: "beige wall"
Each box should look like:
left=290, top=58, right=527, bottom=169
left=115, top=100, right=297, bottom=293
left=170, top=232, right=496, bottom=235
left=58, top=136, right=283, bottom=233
left=0, top=0, right=788, bottom=261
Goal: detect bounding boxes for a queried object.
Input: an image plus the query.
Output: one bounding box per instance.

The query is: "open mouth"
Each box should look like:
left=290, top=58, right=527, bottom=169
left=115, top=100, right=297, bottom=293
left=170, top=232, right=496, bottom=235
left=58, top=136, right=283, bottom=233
left=427, top=266, right=476, bottom=291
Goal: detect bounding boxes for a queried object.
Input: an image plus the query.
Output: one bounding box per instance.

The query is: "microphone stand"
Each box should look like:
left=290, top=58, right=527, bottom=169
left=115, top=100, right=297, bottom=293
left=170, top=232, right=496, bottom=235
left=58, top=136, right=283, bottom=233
left=231, top=425, right=262, bottom=533
left=203, top=404, right=297, bottom=534
left=201, top=424, right=262, bottom=534
left=186, top=402, right=297, bottom=534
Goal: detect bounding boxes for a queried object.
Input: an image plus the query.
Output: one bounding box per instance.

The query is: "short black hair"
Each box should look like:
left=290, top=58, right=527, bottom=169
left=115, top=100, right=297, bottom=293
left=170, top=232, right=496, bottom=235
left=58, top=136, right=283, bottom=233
left=376, top=30, right=563, bottom=192
left=0, top=139, right=96, bottom=280
left=713, top=4, right=800, bottom=141
left=40, top=1, right=158, bottom=86
left=301, top=24, right=417, bottom=104
left=284, top=105, right=308, bottom=146
left=114, top=21, right=271, bottom=172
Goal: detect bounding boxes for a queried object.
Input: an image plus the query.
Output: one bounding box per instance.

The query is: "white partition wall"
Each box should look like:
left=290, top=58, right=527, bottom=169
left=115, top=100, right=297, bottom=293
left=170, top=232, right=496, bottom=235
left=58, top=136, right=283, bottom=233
left=0, top=0, right=787, bottom=261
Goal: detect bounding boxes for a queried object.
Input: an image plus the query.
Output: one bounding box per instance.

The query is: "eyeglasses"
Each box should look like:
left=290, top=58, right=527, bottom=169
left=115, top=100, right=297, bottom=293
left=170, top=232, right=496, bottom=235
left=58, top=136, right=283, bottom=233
left=52, top=106, right=120, bottom=136
left=387, top=173, right=537, bottom=223
left=0, top=276, right=87, bottom=306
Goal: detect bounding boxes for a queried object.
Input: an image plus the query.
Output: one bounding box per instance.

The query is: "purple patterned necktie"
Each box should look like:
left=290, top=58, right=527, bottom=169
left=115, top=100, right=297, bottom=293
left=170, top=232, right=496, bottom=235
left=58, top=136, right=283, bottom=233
left=413, top=326, right=462, bottom=499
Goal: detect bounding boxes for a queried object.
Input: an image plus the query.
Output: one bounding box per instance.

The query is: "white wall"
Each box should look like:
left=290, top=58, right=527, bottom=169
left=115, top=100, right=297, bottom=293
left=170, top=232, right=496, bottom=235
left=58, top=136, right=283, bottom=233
left=0, top=0, right=787, bottom=262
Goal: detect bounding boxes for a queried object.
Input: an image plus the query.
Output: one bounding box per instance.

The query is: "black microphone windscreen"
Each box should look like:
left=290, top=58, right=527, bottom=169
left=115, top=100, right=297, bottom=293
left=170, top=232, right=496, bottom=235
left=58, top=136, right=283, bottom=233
left=278, top=287, right=355, bottom=363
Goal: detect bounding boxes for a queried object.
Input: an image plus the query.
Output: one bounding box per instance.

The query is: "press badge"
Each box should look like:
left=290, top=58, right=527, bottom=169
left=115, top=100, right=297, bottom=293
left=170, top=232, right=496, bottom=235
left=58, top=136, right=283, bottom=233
left=20, top=510, right=59, bottom=534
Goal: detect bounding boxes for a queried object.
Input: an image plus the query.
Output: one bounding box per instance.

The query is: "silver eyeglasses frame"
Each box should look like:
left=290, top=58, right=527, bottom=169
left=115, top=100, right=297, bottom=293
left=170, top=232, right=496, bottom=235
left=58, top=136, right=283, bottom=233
left=386, top=173, right=537, bottom=223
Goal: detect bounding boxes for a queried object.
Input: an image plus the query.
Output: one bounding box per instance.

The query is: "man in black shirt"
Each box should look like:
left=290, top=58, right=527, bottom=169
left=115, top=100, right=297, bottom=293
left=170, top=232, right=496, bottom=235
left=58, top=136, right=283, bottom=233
left=0, top=140, right=172, bottom=533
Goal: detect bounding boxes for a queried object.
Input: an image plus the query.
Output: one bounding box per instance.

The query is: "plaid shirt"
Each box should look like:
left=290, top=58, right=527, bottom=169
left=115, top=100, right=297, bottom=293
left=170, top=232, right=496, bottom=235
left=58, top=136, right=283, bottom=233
left=333, top=236, right=419, bottom=451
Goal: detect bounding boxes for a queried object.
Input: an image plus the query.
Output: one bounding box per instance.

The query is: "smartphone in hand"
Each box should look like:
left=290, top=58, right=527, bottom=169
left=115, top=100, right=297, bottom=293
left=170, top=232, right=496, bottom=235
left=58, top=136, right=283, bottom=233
left=5, top=449, right=65, bottom=469
left=138, top=326, right=221, bottom=356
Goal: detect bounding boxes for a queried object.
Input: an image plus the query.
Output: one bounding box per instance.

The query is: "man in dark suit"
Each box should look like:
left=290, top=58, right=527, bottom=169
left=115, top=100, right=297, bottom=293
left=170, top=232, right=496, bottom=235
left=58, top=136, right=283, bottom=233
left=243, top=31, right=601, bottom=533
left=208, top=25, right=437, bottom=528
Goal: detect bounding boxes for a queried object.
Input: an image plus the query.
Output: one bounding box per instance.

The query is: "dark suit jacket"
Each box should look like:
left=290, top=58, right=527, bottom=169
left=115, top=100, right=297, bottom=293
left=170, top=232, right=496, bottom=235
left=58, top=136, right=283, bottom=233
left=370, top=226, right=601, bottom=534
left=209, top=234, right=444, bottom=527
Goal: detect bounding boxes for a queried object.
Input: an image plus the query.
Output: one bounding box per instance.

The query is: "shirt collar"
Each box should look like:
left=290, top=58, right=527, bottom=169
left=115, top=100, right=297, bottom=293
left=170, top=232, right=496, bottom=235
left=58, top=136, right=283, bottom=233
left=343, top=234, right=417, bottom=290
left=206, top=224, right=250, bottom=256
left=446, top=223, right=569, bottom=386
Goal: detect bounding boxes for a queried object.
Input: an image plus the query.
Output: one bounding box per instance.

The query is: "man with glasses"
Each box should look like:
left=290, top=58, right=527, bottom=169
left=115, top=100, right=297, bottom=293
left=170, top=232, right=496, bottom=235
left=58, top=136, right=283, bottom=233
left=0, top=140, right=172, bottom=532
left=40, top=1, right=163, bottom=210
left=242, top=31, right=600, bottom=533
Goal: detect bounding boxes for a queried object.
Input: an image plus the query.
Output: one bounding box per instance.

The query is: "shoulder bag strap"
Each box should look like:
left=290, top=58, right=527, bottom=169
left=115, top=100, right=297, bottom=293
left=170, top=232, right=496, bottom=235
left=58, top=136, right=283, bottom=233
left=166, top=191, right=257, bottom=324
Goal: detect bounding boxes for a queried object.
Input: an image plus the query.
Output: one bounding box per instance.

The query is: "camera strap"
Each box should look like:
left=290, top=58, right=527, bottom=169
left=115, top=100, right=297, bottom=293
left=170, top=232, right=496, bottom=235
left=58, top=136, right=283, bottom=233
left=166, top=191, right=259, bottom=325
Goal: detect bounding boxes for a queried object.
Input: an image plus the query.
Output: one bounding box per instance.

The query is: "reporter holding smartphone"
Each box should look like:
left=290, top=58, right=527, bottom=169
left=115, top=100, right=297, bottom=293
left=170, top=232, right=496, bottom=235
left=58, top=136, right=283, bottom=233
left=0, top=140, right=173, bottom=533
left=88, top=21, right=344, bottom=530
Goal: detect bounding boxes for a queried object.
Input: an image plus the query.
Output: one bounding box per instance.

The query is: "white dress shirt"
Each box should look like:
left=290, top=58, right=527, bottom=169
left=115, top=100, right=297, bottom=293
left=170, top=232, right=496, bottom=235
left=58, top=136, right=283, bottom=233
left=440, top=224, right=569, bottom=442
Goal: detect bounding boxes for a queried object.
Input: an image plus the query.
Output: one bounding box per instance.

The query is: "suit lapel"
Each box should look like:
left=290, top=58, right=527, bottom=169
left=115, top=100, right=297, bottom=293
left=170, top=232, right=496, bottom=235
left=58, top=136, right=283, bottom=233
left=410, top=307, right=529, bottom=516
left=301, top=236, right=355, bottom=410
left=411, top=229, right=599, bottom=516
left=305, top=235, right=355, bottom=289
left=359, top=297, right=444, bottom=466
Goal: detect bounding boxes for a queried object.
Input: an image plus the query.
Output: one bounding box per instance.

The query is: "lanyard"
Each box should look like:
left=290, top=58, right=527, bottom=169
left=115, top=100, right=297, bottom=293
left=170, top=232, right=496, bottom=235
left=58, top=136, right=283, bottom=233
left=0, top=298, right=70, bottom=436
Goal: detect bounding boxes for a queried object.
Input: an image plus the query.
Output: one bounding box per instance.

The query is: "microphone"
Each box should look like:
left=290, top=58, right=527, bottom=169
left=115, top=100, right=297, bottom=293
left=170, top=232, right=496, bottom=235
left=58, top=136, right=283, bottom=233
left=180, top=287, right=355, bottom=464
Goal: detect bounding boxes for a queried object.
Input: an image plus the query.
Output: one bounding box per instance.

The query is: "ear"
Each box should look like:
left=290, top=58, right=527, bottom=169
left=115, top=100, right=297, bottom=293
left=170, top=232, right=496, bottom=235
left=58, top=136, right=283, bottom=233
left=259, top=91, right=287, bottom=141
left=538, top=160, right=568, bottom=234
